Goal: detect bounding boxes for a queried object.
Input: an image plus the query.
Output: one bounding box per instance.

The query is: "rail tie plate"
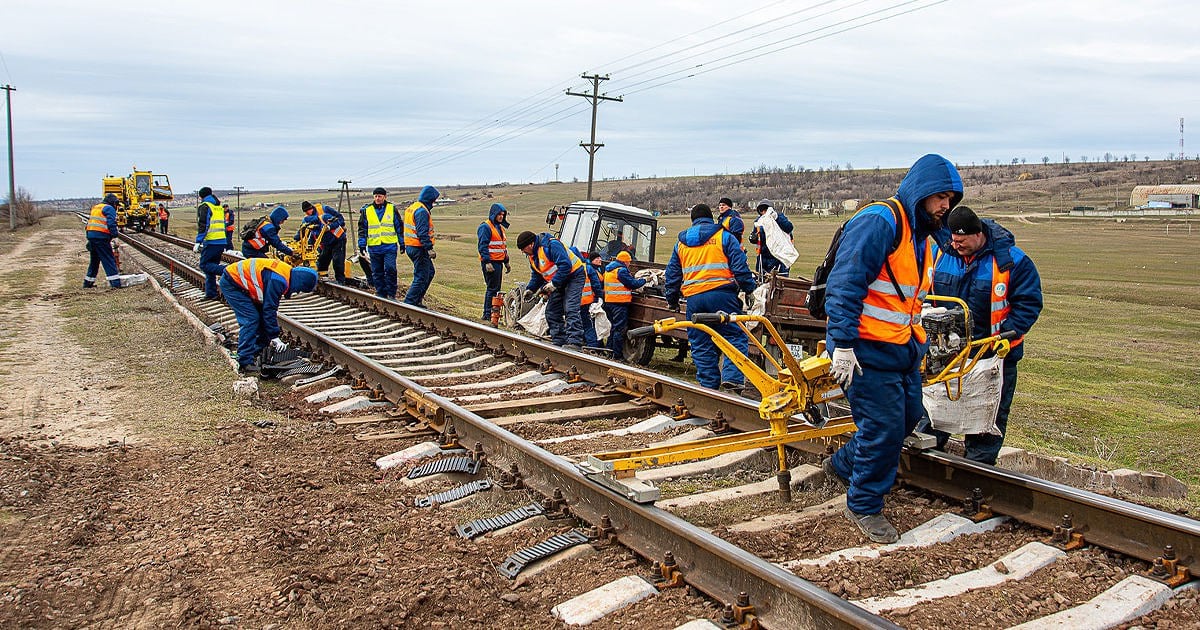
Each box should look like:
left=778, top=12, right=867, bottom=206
left=407, top=456, right=482, bottom=479
left=456, top=502, right=545, bottom=539
left=497, top=528, right=592, bottom=579
left=415, top=479, right=492, bottom=508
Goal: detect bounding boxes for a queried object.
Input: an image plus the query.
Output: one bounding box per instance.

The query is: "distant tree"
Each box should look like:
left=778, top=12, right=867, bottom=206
left=1144, top=156, right=1150, bottom=162
left=845, top=162, right=853, bottom=172
left=1104, top=152, right=1113, bottom=162
left=1042, top=156, right=1049, bottom=165
left=983, top=159, right=990, bottom=166
left=1011, top=158, right=1019, bottom=166
left=1080, top=155, right=1088, bottom=163
left=1064, top=156, right=1071, bottom=164
left=1168, top=153, right=1176, bottom=160
left=1020, top=158, right=1027, bottom=165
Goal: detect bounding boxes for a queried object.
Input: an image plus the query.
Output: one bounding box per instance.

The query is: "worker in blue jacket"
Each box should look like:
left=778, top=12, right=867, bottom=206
left=603, top=250, right=646, bottom=360
left=476, top=203, right=511, bottom=321
left=403, top=185, right=439, bottom=307
left=301, top=201, right=348, bottom=284
left=219, top=258, right=319, bottom=375
left=357, top=187, right=404, bottom=299
left=664, top=203, right=757, bottom=390
left=716, top=197, right=745, bottom=243
left=242, top=205, right=295, bottom=259
left=84, top=193, right=122, bottom=288
left=748, top=199, right=795, bottom=276
left=822, top=153, right=963, bottom=544
left=193, top=186, right=230, bottom=299
left=920, top=206, right=1042, bottom=465
left=572, top=247, right=605, bottom=349
left=517, top=231, right=586, bottom=350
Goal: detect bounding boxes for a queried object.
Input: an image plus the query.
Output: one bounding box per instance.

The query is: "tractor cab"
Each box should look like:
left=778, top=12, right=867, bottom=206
left=546, top=200, right=665, bottom=263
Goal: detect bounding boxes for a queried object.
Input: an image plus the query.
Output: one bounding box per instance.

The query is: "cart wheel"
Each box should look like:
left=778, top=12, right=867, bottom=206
left=623, top=332, right=655, bottom=366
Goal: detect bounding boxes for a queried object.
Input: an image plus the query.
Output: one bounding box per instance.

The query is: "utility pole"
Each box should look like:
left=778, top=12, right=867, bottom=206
left=4, top=85, right=15, bottom=230
left=554, top=163, right=559, bottom=183
left=330, top=180, right=362, bottom=245
left=232, top=185, right=246, bottom=229
left=566, top=73, right=622, bottom=200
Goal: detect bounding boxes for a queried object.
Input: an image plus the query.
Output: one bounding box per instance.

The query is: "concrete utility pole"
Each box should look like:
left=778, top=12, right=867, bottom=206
left=4, top=85, right=15, bottom=230
left=330, top=180, right=362, bottom=245
left=232, top=185, right=246, bottom=229
left=566, top=74, right=622, bottom=201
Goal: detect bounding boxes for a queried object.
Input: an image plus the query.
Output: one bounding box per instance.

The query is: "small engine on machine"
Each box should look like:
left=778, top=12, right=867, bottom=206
left=922, top=304, right=967, bottom=377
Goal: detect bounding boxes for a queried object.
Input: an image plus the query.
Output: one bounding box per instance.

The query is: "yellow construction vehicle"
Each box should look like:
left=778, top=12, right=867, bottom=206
left=581, top=296, right=1016, bottom=502
left=102, top=168, right=173, bottom=232
left=269, top=220, right=326, bottom=270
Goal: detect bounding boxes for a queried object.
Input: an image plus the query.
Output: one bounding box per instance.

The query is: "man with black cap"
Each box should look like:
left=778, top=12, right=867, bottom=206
left=716, top=197, right=744, bottom=244
left=663, top=203, right=756, bottom=390
left=357, top=187, right=404, bottom=299
left=748, top=199, right=795, bottom=276
left=921, top=205, right=1042, bottom=464
left=821, top=154, right=962, bottom=544
left=403, top=185, right=440, bottom=307
left=84, top=193, right=122, bottom=288
left=517, top=230, right=586, bottom=350
left=193, top=186, right=230, bottom=299
left=300, top=200, right=348, bottom=284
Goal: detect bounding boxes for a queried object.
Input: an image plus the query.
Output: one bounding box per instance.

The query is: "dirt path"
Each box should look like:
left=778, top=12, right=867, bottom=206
left=0, top=228, right=138, bottom=447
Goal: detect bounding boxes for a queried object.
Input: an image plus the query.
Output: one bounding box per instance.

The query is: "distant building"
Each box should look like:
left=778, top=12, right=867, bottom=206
left=1129, top=185, right=1200, bottom=208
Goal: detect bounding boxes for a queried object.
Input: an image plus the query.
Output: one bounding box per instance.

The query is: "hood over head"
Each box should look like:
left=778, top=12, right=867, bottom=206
left=289, top=266, right=318, bottom=294
left=418, top=186, right=440, bottom=207
left=895, top=154, right=963, bottom=231
left=102, top=193, right=119, bottom=207
left=269, top=205, right=289, bottom=225
left=488, top=203, right=509, bottom=227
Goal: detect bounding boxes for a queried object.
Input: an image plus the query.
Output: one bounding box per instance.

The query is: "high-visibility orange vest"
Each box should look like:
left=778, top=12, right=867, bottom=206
left=225, top=258, right=292, bottom=303
left=481, top=221, right=507, bottom=261
left=87, top=203, right=112, bottom=235
left=989, top=259, right=1023, bottom=348
left=157, top=206, right=169, bottom=221
left=315, top=207, right=346, bottom=239
left=858, top=202, right=932, bottom=345
left=580, top=275, right=595, bottom=305
left=676, top=232, right=734, bottom=297
left=403, top=202, right=435, bottom=247
left=604, top=265, right=632, bottom=303
left=245, top=217, right=272, bottom=250
left=530, top=242, right=582, bottom=283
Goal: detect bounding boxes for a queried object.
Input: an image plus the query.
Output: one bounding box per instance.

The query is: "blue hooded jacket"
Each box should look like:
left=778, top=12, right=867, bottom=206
left=525, top=232, right=582, bottom=291
left=253, top=265, right=317, bottom=341
left=300, top=204, right=346, bottom=245
left=89, top=194, right=120, bottom=240
left=407, top=185, right=440, bottom=251
left=931, top=219, right=1042, bottom=362
left=604, top=260, right=646, bottom=293
left=663, top=217, right=756, bottom=305
left=825, top=154, right=963, bottom=370
left=195, top=194, right=230, bottom=247
left=477, top=203, right=510, bottom=261
left=246, top=206, right=293, bottom=256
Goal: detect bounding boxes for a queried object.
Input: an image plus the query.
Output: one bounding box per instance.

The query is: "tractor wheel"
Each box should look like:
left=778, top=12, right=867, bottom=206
left=623, top=333, right=655, bottom=366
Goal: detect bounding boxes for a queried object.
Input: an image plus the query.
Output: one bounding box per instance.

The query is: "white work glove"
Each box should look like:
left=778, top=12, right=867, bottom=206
left=829, top=347, right=862, bottom=388
left=192, top=242, right=202, bottom=253
left=229, top=250, right=246, bottom=260
left=484, top=262, right=494, bottom=273
left=269, top=338, right=288, bottom=352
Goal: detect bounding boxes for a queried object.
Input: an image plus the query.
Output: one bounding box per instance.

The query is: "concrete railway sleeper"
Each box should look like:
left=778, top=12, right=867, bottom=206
left=112, top=226, right=1200, bottom=628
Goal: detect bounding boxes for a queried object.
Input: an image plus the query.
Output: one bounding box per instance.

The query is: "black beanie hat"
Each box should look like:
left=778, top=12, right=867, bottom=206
left=372, top=187, right=387, bottom=196
left=198, top=186, right=213, bottom=198
left=718, top=197, right=733, bottom=208
left=690, top=203, right=713, bottom=221
left=301, top=200, right=314, bottom=212
left=516, top=230, right=537, bottom=250
left=947, top=205, right=983, bottom=235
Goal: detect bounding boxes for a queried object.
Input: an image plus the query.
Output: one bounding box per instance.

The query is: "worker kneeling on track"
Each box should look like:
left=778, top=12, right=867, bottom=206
left=663, top=203, right=757, bottom=391
left=219, top=258, right=319, bottom=376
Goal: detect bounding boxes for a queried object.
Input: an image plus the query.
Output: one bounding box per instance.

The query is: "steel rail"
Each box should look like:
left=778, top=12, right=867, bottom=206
left=123, top=229, right=1200, bottom=578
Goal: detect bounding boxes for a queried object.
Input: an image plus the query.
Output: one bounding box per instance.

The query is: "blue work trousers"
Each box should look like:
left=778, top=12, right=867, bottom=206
left=369, top=247, right=397, bottom=299
left=829, top=363, right=924, bottom=515
left=481, top=261, right=504, bottom=319
left=220, top=274, right=268, bottom=369
left=604, top=302, right=630, bottom=360
left=922, top=358, right=1020, bottom=465
left=581, top=304, right=600, bottom=348
left=684, top=287, right=749, bottom=389
left=544, top=271, right=585, bottom=346
left=318, top=237, right=347, bottom=283
left=404, top=246, right=435, bottom=306
left=758, top=253, right=790, bottom=277
left=85, top=237, right=121, bottom=287
left=199, top=243, right=227, bottom=298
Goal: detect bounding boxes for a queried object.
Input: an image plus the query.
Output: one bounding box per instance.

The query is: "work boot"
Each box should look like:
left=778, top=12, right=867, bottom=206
left=822, top=458, right=850, bottom=491
left=562, top=344, right=582, bottom=352
left=83, top=281, right=95, bottom=288
left=719, top=381, right=745, bottom=395
left=844, top=507, right=899, bottom=544
left=237, top=362, right=260, bottom=376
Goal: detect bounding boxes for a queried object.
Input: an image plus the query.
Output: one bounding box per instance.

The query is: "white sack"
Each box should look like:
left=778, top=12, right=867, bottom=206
left=754, top=208, right=799, bottom=268
left=922, top=355, right=1004, bottom=436
left=591, top=301, right=611, bottom=340
left=517, top=299, right=550, bottom=337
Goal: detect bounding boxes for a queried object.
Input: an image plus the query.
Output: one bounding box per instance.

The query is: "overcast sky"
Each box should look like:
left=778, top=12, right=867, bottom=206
left=4, top=0, right=1199, bottom=200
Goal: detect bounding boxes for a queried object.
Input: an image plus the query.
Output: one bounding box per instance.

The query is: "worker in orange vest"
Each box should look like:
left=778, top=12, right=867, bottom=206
left=476, top=203, right=511, bottom=321
left=602, top=250, right=646, bottom=360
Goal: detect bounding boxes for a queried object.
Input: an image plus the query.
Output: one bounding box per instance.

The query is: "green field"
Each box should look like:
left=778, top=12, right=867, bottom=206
left=159, top=185, right=1200, bottom=507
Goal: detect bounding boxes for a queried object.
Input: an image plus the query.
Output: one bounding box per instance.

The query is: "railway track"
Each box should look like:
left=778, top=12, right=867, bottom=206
left=111, top=226, right=1199, bottom=628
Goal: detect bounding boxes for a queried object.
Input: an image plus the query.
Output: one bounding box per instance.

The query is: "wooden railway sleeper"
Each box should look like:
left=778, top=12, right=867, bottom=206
left=1147, top=544, right=1192, bottom=587
left=1051, top=513, right=1086, bottom=551
left=651, top=551, right=685, bottom=590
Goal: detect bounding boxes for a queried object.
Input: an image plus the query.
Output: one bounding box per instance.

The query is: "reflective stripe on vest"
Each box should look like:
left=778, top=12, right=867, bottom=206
left=403, top=202, right=435, bottom=247
left=580, top=274, right=595, bottom=305
left=246, top=218, right=272, bottom=250
left=318, top=207, right=345, bottom=239
left=858, top=200, right=931, bottom=345
left=603, top=266, right=632, bottom=303
left=87, top=204, right=112, bottom=235
left=989, top=259, right=1023, bottom=347
left=365, top=203, right=398, bottom=246
left=204, top=202, right=227, bottom=242
left=226, top=258, right=291, bottom=303
left=677, top=232, right=734, bottom=297
left=530, top=242, right=582, bottom=282
left=482, top=221, right=507, bottom=261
